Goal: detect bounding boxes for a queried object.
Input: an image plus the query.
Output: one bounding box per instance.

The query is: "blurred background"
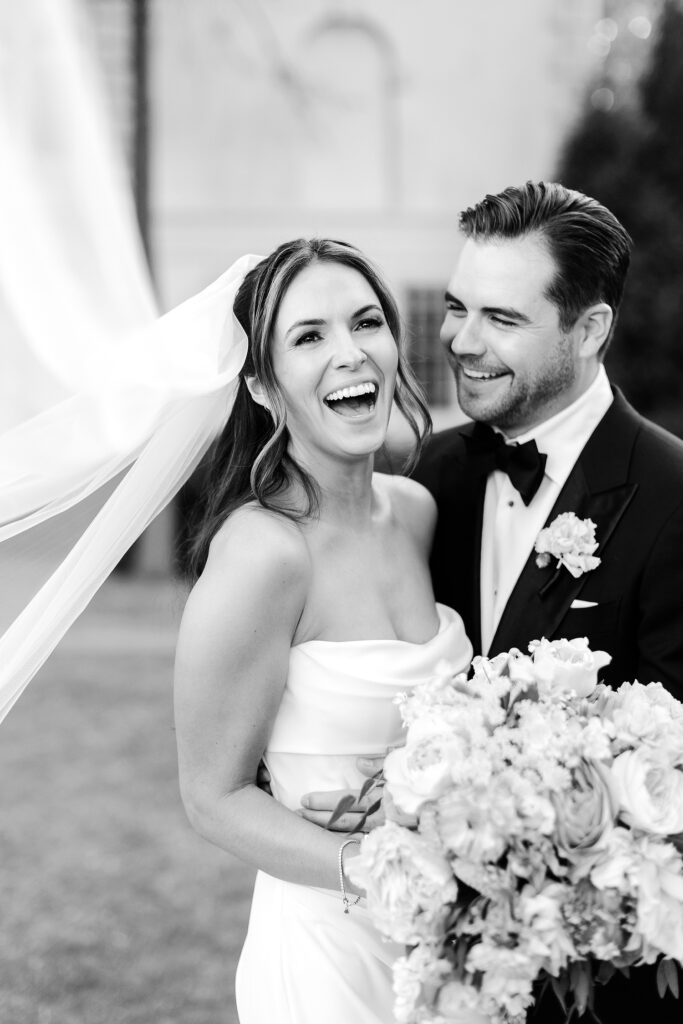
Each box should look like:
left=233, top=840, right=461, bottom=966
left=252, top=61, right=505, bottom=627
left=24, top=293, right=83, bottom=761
left=1, top=1, right=682, bottom=1022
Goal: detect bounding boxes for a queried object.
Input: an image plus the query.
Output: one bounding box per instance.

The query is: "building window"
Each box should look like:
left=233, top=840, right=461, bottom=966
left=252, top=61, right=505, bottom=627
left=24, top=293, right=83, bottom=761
left=404, top=287, right=451, bottom=407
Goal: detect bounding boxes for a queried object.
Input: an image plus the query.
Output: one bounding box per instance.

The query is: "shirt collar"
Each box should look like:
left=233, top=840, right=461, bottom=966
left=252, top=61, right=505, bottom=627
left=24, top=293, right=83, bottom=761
left=507, top=366, right=613, bottom=485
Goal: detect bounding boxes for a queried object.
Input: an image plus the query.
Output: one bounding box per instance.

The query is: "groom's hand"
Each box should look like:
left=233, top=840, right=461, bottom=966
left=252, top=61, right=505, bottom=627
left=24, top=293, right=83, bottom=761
left=301, top=755, right=384, bottom=832
left=300, top=754, right=417, bottom=832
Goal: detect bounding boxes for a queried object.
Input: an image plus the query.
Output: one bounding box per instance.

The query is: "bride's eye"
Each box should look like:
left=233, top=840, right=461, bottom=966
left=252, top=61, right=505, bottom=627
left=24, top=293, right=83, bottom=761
left=355, top=316, right=384, bottom=331
left=294, top=330, right=322, bottom=346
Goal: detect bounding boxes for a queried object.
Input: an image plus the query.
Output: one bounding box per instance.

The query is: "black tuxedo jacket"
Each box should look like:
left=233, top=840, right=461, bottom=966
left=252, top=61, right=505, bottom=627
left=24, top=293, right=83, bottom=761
left=414, top=388, right=683, bottom=1022
left=414, top=388, right=683, bottom=701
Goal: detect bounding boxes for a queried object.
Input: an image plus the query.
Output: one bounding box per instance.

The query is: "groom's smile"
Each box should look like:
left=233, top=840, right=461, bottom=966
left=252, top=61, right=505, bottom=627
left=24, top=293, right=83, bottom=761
left=460, top=366, right=507, bottom=381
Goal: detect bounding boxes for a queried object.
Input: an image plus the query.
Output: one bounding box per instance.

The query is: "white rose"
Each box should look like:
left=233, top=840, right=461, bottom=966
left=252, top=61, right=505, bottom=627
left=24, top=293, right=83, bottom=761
left=346, top=821, right=457, bottom=944
left=391, top=954, right=424, bottom=1024
left=590, top=825, right=639, bottom=892
left=467, top=944, right=537, bottom=1019
left=385, top=717, right=468, bottom=815
left=611, top=748, right=683, bottom=835
left=518, top=882, right=576, bottom=975
left=529, top=637, right=611, bottom=698
left=435, top=786, right=510, bottom=863
left=393, top=947, right=454, bottom=1024
left=635, top=836, right=683, bottom=961
left=603, top=681, right=683, bottom=757
left=506, top=649, right=539, bottom=688
left=553, top=760, right=617, bottom=867
left=436, top=980, right=490, bottom=1023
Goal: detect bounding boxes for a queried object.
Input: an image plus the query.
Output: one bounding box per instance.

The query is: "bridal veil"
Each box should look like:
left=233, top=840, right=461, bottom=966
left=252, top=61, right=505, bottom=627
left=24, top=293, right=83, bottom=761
left=0, top=0, right=254, bottom=720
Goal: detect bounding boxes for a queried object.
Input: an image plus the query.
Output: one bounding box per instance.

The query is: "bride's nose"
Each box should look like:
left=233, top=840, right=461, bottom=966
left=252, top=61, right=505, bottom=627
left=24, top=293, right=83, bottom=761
left=330, top=330, right=367, bottom=369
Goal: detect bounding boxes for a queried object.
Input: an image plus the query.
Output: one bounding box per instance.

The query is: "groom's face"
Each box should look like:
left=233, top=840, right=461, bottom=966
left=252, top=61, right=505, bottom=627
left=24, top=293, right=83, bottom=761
left=440, top=233, right=587, bottom=437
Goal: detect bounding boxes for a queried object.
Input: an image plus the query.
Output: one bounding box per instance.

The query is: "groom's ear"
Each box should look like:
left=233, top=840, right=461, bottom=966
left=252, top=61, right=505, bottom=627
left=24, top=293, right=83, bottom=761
left=245, top=375, right=270, bottom=412
left=574, top=302, right=613, bottom=359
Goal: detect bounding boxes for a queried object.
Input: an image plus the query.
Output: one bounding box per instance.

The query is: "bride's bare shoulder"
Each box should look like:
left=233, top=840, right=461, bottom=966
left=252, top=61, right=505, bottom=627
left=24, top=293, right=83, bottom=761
left=182, top=505, right=311, bottom=630
left=373, top=472, right=436, bottom=548
left=207, top=504, right=311, bottom=581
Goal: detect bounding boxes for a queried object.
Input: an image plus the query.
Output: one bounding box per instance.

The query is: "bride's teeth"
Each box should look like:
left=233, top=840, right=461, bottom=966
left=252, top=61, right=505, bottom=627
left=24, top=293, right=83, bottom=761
left=325, top=382, right=377, bottom=403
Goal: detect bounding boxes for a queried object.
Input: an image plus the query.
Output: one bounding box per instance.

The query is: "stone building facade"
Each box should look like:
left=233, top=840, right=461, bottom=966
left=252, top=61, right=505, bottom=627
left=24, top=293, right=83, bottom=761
left=88, top=0, right=609, bottom=569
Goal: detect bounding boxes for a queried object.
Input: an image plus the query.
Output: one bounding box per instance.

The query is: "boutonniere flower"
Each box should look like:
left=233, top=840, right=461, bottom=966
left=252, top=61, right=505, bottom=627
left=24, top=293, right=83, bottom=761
left=535, top=511, right=601, bottom=578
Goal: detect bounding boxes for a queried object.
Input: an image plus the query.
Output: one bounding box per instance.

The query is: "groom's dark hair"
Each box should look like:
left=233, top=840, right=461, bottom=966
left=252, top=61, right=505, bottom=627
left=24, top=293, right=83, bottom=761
left=459, top=181, right=632, bottom=352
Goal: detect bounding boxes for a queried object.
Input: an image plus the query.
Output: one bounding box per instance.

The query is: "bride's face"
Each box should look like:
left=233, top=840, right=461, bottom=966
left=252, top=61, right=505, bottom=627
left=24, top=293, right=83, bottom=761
left=267, top=261, right=399, bottom=467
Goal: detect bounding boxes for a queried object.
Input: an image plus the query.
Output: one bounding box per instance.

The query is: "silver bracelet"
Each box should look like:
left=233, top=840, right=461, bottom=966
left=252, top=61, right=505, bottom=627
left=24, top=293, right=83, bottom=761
left=338, top=838, right=362, bottom=913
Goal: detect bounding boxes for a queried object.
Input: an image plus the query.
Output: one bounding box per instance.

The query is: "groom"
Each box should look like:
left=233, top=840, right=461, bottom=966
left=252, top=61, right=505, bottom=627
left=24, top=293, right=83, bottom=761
left=302, top=182, right=683, bottom=1022
left=414, top=180, right=683, bottom=696
left=414, top=181, right=683, bottom=1024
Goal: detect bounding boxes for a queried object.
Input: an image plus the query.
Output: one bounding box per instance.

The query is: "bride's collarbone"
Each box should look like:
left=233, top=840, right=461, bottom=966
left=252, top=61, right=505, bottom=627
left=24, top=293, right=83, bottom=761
left=300, top=536, right=437, bottom=644
left=307, top=524, right=423, bottom=592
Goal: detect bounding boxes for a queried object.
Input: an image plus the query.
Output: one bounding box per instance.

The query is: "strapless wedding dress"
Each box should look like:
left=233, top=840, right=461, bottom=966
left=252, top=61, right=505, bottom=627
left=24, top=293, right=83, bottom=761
left=235, top=603, right=472, bottom=1024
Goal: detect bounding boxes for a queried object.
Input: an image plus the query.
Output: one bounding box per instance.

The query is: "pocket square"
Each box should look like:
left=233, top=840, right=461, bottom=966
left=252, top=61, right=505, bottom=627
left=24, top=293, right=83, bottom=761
left=570, top=599, right=598, bottom=609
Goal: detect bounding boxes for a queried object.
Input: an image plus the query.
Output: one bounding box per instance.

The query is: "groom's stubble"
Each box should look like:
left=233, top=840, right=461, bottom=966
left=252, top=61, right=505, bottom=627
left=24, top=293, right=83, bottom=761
left=453, top=337, right=578, bottom=436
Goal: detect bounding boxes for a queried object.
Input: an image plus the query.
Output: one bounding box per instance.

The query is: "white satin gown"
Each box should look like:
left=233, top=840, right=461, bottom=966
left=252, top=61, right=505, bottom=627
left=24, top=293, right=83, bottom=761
left=235, top=603, right=472, bottom=1024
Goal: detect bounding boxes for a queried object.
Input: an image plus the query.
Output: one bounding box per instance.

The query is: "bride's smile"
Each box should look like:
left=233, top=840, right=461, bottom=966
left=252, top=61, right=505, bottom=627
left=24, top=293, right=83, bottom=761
left=268, top=261, right=399, bottom=466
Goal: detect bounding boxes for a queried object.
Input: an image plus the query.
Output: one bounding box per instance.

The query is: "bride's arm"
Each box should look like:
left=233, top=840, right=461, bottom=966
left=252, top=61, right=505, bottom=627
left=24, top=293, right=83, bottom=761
left=173, top=508, right=359, bottom=892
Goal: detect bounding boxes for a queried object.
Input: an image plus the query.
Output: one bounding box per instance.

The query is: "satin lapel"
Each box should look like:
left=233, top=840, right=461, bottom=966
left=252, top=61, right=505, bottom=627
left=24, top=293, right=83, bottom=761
left=489, top=463, right=588, bottom=654
left=488, top=390, right=641, bottom=655
left=534, top=478, right=637, bottom=642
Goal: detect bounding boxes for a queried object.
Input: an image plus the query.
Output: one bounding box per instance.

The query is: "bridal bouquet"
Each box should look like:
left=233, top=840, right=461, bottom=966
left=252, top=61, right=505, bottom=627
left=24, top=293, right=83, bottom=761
left=347, top=638, right=683, bottom=1024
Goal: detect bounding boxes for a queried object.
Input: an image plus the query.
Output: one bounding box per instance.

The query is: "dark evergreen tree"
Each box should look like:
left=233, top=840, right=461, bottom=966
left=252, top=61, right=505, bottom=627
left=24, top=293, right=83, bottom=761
left=556, top=1, right=683, bottom=435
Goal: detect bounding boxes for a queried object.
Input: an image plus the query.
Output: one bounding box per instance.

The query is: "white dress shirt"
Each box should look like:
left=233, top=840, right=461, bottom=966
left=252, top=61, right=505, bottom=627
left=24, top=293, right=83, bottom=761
left=479, top=366, right=613, bottom=654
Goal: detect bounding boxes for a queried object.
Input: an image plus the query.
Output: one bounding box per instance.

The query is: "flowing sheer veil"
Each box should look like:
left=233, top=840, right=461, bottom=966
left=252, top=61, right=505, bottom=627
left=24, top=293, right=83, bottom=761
left=0, top=0, right=255, bottom=721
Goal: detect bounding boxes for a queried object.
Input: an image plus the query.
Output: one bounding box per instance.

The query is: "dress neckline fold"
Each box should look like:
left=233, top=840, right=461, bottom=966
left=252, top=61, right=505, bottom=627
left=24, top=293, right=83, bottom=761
left=292, top=603, right=457, bottom=650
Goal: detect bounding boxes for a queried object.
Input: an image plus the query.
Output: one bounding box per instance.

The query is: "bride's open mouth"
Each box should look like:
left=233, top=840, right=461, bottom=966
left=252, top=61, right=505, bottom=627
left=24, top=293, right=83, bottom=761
left=323, top=381, right=378, bottom=418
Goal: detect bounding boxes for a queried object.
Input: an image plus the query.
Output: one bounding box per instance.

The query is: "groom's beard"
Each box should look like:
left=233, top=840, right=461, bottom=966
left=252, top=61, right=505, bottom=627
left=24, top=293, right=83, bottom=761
left=453, top=347, right=577, bottom=435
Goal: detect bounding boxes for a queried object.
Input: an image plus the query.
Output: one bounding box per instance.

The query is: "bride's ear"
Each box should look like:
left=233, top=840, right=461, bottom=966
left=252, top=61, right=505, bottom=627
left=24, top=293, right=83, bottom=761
left=245, top=375, right=270, bottom=412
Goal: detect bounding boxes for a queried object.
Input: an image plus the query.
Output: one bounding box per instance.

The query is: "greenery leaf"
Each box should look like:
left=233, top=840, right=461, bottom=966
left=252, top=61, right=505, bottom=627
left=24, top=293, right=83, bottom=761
left=595, top=961, right=616, bottom=986
left=569, top=962, right=592, bottom=1017
left=325, top=793, right=357, bottom=829
left=550, top=974, right=568, bottom=1012
left=353, top=797, right=382, bottom=834
left=657, top=958, right=680, bottom=999
left=358, top=770, right=382, bottom=803
left=657, top=958, right=668, bottom=999
left=665, top=959, right=680, bottom=999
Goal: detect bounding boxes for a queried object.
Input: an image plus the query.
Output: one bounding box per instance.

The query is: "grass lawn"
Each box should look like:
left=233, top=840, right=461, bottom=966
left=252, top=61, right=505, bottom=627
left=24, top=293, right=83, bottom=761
left=0, top=577, right=255, bottom=1024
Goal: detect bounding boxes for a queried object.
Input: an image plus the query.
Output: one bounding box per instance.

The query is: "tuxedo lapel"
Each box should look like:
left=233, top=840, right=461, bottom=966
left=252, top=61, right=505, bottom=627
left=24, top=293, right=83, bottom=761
left=488, top=390, right=641, bottom=656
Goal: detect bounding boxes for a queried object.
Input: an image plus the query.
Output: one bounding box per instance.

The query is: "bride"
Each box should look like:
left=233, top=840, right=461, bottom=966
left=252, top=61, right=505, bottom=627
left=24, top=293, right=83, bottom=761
left=173, top=238, right=473, bottom=1023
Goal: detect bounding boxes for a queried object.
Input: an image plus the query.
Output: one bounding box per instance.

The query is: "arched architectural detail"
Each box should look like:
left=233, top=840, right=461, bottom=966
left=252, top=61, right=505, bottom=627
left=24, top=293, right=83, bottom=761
left=295, top=14, right=402, bottom=210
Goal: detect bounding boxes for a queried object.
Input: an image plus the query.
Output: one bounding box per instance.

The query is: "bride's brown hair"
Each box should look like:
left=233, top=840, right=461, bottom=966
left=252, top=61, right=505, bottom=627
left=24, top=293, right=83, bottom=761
left=187, top=238, right=431, bottom=579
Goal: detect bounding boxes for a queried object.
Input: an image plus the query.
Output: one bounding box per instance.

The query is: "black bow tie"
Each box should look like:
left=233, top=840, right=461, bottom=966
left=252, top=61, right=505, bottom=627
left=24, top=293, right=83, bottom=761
left=464, top=422, right=547, bottom=506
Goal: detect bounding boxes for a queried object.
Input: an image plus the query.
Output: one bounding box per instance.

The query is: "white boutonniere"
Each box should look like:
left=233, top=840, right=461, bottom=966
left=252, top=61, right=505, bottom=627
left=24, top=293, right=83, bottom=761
left=535, top=511, right=601, bottom=578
